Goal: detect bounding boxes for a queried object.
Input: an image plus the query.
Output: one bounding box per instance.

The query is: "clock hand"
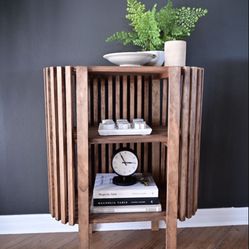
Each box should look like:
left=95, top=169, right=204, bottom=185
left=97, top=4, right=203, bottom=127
left=120, top=153, right=127, bottom=166
left=122, top=162, right=135, bottom=164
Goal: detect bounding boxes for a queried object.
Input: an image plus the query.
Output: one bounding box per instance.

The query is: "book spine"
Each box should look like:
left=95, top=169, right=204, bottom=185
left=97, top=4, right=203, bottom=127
left=93, top=197, right=160, bottom=206
left=93, top=190, right=158, bottom=199
left=91, top=204, right=162, bottom=213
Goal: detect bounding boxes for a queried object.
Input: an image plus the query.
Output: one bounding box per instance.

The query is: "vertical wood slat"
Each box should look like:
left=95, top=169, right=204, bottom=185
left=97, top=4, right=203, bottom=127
left=88, top=80, right=93, bottom=192
left=152, top=78, right=160, bottom=183
left=162, top=79, right=168, bottom=127
left=178, top=67, right=191, bottom=221
left=115, top=75, right=121, bottom=153
left=161, top=78, right=168, bottom=191
left=56, top=67, right=68, bottom=224
left=115, top=76, right=120, bottom=119
left=136, top=75, right=142, bottom=171
left=186, top=68, right=198, bottom=218
left=49, top=67, right=60, bottom=220
left=108, top=76, right=113, bottom=173
left=143, top=76, right=149, bottom=173
left=193, top=69, right=204, bottom=212
left=76, top=67, right=89, bottom=249
left=101, top=79, right=106, bottom=173
left=129, top=76, right=135, bottom=151
left=122, top=75, right=128, bottom=148
left=43, top=68, right=54, bottom=216
left=65, top=66, right=75, bottom=225
left=93, top=78, right=99, bottom=176
left=166, top=67, right=181, bottom=249
left=122, top=75, right=128, bottom=119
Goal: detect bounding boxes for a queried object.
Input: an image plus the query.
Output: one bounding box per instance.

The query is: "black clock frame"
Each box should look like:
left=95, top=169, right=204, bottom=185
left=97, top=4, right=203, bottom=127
left=111, top=147, right=139, bottom=186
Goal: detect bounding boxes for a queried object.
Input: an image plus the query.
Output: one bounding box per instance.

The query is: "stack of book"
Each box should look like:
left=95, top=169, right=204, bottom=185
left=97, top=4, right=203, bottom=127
left=91, top=173, right=161, bottom=213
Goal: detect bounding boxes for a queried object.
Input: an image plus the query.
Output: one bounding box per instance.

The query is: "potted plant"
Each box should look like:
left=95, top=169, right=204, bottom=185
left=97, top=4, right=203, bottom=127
left=106, top=0, right=208, bottom=66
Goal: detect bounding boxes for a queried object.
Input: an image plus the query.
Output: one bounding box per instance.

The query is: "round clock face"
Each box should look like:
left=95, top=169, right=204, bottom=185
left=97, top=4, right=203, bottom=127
left=112, top=148, right=138, bottom=176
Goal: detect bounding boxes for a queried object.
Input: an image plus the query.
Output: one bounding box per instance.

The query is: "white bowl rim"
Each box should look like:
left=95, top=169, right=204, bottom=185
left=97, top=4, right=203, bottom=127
left=103, top=51, right=156, bottom=59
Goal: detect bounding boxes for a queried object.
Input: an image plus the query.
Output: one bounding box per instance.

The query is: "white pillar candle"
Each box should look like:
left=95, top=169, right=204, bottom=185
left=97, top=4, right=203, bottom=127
left=164, top=40, right=187, bottom=66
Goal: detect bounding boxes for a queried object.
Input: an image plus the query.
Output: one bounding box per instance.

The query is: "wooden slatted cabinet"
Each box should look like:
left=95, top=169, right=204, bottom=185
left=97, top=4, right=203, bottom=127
left=43, top=66, right=204, bottom=249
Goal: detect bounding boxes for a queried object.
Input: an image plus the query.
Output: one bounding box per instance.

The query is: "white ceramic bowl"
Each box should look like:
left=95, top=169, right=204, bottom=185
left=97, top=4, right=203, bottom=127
left=103, top=51, right=164, bottom=66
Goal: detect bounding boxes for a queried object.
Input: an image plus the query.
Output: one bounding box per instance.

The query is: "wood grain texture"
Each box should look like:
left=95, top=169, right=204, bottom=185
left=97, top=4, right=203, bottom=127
left=49, top=67, right=60, bottom=220
left=1, top=226, right=247, bottom=249
left=90, top=212, right=165, bottom=224
left=87, top=127, right=167, bottom=144
left=56, top=67, right=67, bottom=224
left=100, top=79, right=106, bottom=173
left=160, top=79, right=168, bottom=190
left=76, top=67, right=89, bottom=249
left=93, top=78, right=99, bottom=177
left=65, top=66, right=75, bottom=225
left=129, top=75, right=135, bottom=151
left=166, top=67, right=181, bottom=249
left=178, top=67, right=191, bottom=221
left=143, top=76, right=149, bottom=173
left=186, top=68, right=198, bottom=218
left=115, top=75, right=120, bottom=120
left=152, top=78, right=161, bottom=183
left=136, top=75, right=142, bottom=171
left=108, top=76, right=113, bottom=173
left=43, top=68, right=54, bottom=216
left=162, top=79, right=168, bottom=127
left=88, top=66, right=169, bottom=77
left=193, top=69, right=204, bottom=212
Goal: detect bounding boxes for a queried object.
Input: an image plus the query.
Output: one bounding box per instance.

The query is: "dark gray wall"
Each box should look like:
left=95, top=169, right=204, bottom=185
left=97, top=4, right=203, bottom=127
left=0, top=0, right=248, bottom=215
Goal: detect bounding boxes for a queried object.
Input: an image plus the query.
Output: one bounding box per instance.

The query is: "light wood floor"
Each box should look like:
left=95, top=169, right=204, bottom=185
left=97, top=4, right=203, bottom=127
left=0, top=226, right=247, bottom=249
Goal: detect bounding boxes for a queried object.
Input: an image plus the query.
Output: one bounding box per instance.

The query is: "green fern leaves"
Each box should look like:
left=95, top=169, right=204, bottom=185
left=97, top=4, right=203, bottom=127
left=106, top=0, right=208, bottom=51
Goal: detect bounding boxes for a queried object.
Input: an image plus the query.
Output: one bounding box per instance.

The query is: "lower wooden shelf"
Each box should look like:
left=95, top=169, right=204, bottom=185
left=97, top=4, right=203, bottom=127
left=90, top=211, right=166, bottom=224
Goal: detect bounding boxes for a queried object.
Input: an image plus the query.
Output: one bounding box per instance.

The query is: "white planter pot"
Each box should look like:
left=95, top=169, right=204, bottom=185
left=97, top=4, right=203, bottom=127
left=164, top=40, right=186, bottom=66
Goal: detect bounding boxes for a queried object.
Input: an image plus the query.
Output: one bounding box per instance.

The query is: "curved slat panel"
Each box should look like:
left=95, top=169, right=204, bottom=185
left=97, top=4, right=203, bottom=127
left=43, top=66, right=204, bottom=227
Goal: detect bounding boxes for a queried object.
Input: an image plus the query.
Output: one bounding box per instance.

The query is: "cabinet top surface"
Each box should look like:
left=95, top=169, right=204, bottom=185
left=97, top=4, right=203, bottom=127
left=43, top=66, right=204, bottom=74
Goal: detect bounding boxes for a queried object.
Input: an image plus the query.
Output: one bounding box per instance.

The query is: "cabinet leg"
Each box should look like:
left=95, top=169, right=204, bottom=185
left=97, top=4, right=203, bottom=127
left=165, top=67, right=181, bottom=249
left=165, top=216, right=177, bottom=249
left=77, top=67, right=90, bottom=249
left=79, top=224, right=89, bottom=249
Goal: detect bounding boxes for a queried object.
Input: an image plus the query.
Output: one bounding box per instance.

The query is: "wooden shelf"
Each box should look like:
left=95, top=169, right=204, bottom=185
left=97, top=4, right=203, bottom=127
left=87, top=66, right=169, bottom=77
left=87, top=127, right=168, bottom=145
left=90, top=211, right=166, bottom=224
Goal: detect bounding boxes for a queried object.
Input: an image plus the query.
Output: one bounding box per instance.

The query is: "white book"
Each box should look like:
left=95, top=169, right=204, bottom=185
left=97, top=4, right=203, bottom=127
left=91, top=202, right=162, bottom=214
left=93, top=173, right=158, bottom=199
